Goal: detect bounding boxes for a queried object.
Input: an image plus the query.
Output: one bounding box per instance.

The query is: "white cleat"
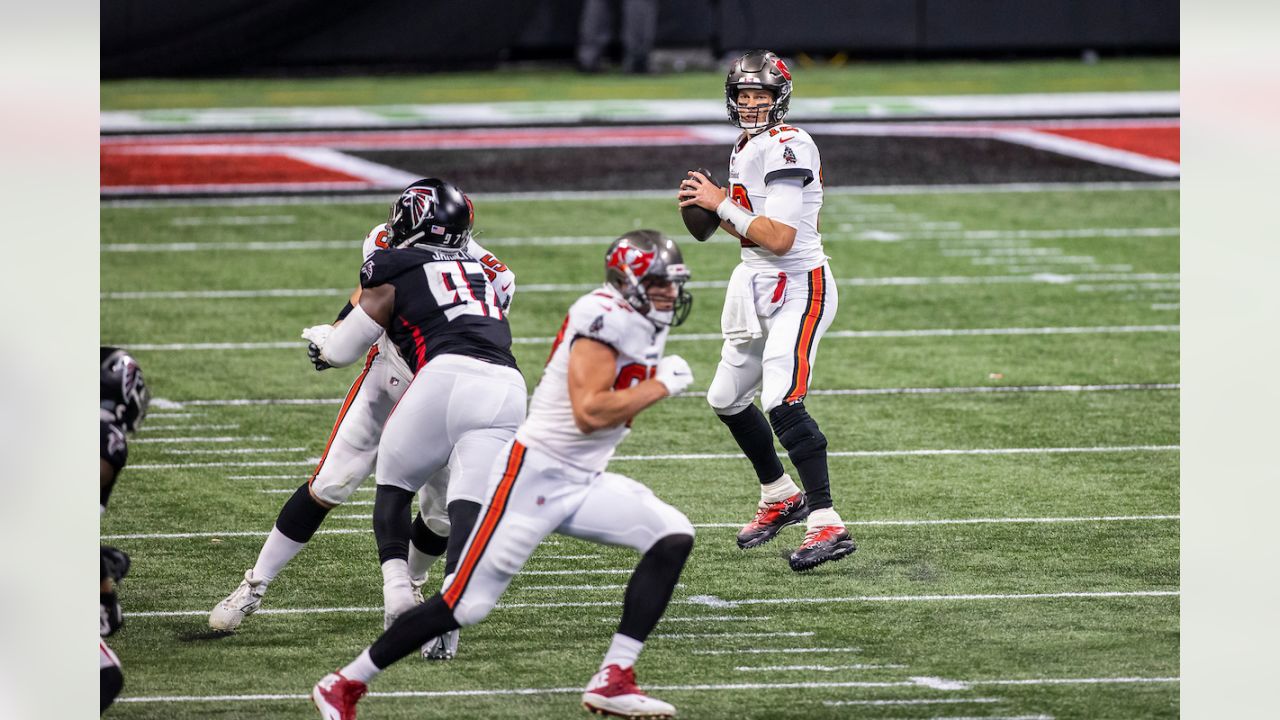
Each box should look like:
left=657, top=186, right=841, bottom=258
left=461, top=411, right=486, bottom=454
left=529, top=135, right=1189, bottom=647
left=382, top=581, right=421, bottom=630
left=422, top=629, right=459, bottom=661
left=582, top=664, right=676, bottom=719
left=208, top=569, right=267, bottom=631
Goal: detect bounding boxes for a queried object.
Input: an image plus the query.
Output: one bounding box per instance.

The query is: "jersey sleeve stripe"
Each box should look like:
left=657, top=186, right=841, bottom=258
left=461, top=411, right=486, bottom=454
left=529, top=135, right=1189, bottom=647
left=763, top=167, right=815, bottom=186
left=308, top=345, right=380, bottom=488
left=442, top=440, right=527, bottom=609
left=784, top=268, right=826, bottom=404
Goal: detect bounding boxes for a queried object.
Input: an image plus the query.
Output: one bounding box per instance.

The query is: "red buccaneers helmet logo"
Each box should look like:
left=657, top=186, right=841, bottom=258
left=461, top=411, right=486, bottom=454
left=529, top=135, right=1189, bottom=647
left=401, top=186, right=437, bottom=227
left=775, top=57, right=791, bottom=81
left=607, top=242, right=655, bottom=278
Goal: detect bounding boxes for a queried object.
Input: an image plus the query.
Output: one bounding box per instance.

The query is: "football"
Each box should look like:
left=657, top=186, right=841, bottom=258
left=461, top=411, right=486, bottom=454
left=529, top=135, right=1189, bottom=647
left=680, top=168, right=721, bottom=242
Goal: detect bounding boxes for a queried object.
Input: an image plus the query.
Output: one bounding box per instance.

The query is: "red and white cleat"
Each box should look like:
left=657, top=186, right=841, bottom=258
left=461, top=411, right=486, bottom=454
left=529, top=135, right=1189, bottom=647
left=312, top=671, right=367, bottom=720
left=788, top=524, right=857, bottom=571
left=736, top=492, right=809, bottom=549
left=582, top=664, right=676, bottom=719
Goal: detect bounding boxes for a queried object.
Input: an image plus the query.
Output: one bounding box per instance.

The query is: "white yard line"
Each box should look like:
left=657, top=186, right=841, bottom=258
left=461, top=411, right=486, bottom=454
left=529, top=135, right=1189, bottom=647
left=102, top=514, right=1177, bottom=541
left=693, top=647, right=861, bottom=655
left=101, top=273, right=1181, bottom=300
left=123, top=591, right=1175, bottom=619
left=116, top=675, right=1177, bottom=704
left=150, top=383, right=1177, bottom=409
left=651, top=616, right=770, bottom=623
left=115, top=325, right=1179, bottom=351
left=131, top=436, right=270, bottom=444
left=823, top=698, right=1003, bottom=707
left=139, top=424, right=240, bottom=432
left=736, top=664, right=906, bottom=671
left=126, top=444, right=1177, bottom=471
left=520, top=584, right=627, bottom=591
left=653, top=631, right=816, bottom=640
left=150, top=447, right=307, bottom=455
left=170, top=215, right=295, bottom=226
left=100, top=227, right=1176, bottom=253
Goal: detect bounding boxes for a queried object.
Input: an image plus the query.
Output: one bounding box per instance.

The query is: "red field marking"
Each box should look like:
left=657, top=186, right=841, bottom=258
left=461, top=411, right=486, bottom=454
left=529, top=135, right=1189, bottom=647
left=1037, top=126, right=1180, bottom=162
left=101, top=151, right=366, bottom=187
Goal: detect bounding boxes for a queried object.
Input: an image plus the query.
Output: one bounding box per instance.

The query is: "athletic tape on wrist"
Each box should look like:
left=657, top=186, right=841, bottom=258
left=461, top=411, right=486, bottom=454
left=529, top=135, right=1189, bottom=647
left=716, top=198, right=756, bottom=238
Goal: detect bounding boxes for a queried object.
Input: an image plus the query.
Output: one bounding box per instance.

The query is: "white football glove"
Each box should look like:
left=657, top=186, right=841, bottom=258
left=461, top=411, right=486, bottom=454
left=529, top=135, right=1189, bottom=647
left=655, top=355, right=693, bottom=396
left=301, top=324, right=333, bottom=348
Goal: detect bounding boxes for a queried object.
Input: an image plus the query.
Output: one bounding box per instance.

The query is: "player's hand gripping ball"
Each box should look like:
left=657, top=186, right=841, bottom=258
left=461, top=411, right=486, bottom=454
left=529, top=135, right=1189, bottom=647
left=679, top=168, right=722, bottom=242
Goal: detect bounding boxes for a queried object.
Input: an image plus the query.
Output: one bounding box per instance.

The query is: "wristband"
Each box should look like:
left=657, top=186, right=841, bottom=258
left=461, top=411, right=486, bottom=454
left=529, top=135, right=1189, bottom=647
left=716, top=197, right=757, bottom=238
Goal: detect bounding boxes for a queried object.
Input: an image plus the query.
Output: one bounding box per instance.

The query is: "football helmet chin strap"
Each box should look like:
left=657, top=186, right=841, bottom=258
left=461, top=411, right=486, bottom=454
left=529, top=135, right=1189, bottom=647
left=302, top=305, right=384, bottom=368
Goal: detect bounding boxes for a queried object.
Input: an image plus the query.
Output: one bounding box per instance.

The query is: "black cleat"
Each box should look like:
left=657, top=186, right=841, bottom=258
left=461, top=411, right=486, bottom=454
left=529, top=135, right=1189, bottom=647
left=789, top=525, right=857, bottom=571
left=736, top=492, right=809, bottom=549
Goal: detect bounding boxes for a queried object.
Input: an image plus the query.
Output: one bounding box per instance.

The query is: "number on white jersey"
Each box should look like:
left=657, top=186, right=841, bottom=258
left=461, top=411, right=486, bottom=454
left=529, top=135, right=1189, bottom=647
left=424, top=260, right=505, bottom=321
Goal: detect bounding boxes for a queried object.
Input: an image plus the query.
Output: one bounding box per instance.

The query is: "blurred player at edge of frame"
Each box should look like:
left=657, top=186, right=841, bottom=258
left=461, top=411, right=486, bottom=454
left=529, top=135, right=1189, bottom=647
left=100, top=347, right=150, bottom=713
left=677, top=50, right=855, bottom=571
left=313, top=231, right=695, bottom=720
left=209, top=179, right=517, bottom=661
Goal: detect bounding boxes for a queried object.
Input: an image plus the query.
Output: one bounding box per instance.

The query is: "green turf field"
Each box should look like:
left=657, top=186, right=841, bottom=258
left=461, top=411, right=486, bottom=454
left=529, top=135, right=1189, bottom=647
left=100, top=186, right=1179, bottom=719
left=100, top=58, right=1178, bottom=110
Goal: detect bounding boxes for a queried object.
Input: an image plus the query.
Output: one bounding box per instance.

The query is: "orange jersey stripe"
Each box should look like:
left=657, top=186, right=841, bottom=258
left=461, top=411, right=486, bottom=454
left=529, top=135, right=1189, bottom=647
left=308, top=345, right=379, bottom=486
left=785, top=268, right=825, bottom=404
left=443, top=441, right=526, bottom=608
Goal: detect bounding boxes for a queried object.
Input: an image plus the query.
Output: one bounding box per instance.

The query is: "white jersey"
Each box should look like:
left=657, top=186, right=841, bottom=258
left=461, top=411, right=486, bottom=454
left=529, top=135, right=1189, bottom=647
left=516, top=286, right=668, bottom=472
left=358, top=223, right=516, bottom=378
left=727, top=124, right=826, bottom=274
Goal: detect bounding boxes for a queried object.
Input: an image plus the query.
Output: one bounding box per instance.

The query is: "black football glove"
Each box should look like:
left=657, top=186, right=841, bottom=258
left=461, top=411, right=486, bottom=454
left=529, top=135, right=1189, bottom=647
left=101, top=590, right=124, bottom=636
left=101, top=546, right=131, bottom=583
left=307, top=342, right=332, bottom=371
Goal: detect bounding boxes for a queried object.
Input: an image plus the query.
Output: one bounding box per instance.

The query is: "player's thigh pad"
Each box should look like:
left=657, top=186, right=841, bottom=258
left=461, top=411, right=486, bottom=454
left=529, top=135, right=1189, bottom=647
left=310, top=355, right=406, bottom=505
left=374, top=369, right=461, bottom=493
left=760, top=264, right=839, bottom=412
left=443, top=366, right=527, bottom=505
left=706, top=335, right=766, bottom=414
left=558, top=473, right=694, bottom=553
left=442, top=444, right=571, bottom=625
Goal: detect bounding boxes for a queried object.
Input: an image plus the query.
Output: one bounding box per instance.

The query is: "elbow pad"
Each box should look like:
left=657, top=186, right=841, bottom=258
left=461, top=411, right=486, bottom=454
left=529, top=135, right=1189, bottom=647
left=318, top=305, right=384, bottom=367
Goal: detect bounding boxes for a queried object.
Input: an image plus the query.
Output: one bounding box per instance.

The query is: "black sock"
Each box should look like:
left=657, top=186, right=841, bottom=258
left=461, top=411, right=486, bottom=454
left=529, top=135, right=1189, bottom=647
left=369, top=593, right=462, bottom=668
left=410, top=513, right=449, bottom=556
left=444, top=500, right=482, bottom=576
left=100, top=666, right=124, bottom=713
left=769, top=402, right=833, bottom=510
left=274, top=484, right=332, bottom=543
left=617, top=534, right=694, bottom=641
left=716, top=405, right=786, bottom=484
left=373, top=485, right=415, bottom=565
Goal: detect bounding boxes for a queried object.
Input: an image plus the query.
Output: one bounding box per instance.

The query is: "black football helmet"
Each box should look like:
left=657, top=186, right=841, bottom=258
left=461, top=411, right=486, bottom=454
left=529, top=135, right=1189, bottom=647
left=386, top=178, right=474, bottom=250
left=604, top=230, right=692, bottom=327
left=725, top=50, right=793, bottom=131
left=100, top=347, right=150, bottom=432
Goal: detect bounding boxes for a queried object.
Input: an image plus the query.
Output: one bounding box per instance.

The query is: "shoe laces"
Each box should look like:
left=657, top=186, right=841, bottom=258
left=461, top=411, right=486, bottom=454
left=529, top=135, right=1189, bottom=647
left=801, top=524, right=843, bottom=547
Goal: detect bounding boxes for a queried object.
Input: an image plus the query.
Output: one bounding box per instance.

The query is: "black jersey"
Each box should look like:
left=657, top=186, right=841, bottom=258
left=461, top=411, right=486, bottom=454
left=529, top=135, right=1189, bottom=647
left=360, top=247, right=518, bottom=373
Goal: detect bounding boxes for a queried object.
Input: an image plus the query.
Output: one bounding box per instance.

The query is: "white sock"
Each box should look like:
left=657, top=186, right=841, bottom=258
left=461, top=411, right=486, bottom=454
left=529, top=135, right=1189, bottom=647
left=407, top=549, right=442, bottom=587
left=251, top=528, right=306, bottom=582
left=382, top=559, right=412, bottom=591
left=600, top=633, right=644, bottom=670
left=760, top=474, right=801, bottom=504
left=339, top=648, right=382, bottom=684
left=806, top=507, right=843, bottom=530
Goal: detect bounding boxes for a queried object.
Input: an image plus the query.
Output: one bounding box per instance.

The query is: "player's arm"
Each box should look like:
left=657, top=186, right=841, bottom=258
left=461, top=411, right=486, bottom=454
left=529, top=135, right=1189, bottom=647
left=467, top=238, right=516, bottom=311
left=305, top=284, right=394, bottom=368
left=568, top=339, right=678, bottom=433
left=678, top=171, right=798, bottom=255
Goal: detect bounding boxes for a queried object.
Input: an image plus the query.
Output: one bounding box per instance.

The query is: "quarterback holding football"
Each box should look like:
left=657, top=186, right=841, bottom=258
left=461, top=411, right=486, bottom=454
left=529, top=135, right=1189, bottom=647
left=677, top=50, right=855, bottom=571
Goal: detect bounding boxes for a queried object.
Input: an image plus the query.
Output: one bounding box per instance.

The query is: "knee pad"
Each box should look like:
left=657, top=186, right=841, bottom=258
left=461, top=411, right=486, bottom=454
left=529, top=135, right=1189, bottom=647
left=768, top=402, right=827, bottom=461
left=706, top=373, right=753, bottom=415
left=646, top=533, right=694, bottom=566
left=309, top=465, right=366, bottom=506
left=410, top=514, right=449, bottom=556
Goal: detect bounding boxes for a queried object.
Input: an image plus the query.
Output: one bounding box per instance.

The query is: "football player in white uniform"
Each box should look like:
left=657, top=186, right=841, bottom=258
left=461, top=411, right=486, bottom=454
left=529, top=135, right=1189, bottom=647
left=313, top=231, right=696, bottom=720
left=677, top=50, right=855, bottom=572
left=210, top=180, right=517, bottom=661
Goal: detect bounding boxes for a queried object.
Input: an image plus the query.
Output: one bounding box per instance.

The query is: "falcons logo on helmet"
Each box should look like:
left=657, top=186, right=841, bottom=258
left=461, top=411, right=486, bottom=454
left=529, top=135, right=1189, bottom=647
left=400, top=186, right=437, bottom=228
left=607, top=242, right=655, bottom=278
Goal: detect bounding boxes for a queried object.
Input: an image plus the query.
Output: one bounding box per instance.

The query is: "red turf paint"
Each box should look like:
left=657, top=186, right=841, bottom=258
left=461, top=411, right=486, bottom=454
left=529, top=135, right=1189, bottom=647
left=100, top=151, right=367, bottom=187
left=1038, top=127, right=1179, bottom=162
